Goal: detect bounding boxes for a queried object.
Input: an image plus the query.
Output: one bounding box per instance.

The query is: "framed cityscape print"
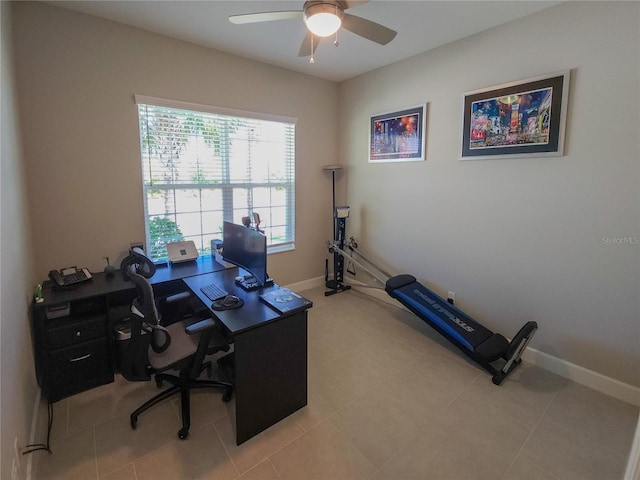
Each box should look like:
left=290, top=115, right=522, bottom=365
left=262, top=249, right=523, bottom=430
left=460, top=71, right=570, bottom=160
left=369, top=104, right=427, bottom=163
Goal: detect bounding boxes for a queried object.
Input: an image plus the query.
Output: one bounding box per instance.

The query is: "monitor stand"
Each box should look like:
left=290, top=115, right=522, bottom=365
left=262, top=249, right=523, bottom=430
left=236, top=271, right=274, bottom=292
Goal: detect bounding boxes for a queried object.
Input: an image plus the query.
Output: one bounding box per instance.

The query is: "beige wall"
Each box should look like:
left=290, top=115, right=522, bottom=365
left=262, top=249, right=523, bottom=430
left=11, top=1, right=338, bottom=286
left=1, top=3, right=38, bottom=479
left=338, top=1, right=640, bottom=387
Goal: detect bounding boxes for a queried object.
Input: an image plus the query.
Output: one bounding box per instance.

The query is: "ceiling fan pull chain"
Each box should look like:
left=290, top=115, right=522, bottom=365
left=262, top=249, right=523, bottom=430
left=334, top=2, right=340, bottom=47
left=310, top=35, right=315, bottom=64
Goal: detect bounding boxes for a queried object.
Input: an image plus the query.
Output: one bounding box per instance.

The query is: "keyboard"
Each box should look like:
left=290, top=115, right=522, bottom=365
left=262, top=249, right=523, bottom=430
left=200, top=283, right=228, bottom=302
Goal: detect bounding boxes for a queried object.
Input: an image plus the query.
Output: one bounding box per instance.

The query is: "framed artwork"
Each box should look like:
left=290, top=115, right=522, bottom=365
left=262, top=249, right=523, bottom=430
left=369, top=104, right=426, bottom=163
left=460, top=71, right=570, bottom=160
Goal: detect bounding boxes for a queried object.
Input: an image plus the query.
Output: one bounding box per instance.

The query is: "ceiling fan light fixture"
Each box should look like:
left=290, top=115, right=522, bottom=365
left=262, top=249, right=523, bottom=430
left=304, top=3, right=343, bottom=37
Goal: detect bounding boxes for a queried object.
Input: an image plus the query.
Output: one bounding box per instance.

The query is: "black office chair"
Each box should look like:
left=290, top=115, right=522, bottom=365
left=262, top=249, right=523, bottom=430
left=119, top=247, right=233, bottom=440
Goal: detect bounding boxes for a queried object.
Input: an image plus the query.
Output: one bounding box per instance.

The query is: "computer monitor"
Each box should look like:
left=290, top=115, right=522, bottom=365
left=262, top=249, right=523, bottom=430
left=222, top=221, right=271, bottom=290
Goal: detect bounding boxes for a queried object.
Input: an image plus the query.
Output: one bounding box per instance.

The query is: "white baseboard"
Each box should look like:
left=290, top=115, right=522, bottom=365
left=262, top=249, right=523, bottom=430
left=26, top=387, right=41, bottom=480
left=520, top=348, right=640, bottom=407
left=285, top=275, right=325, bottom=292
left=624, top=413, right=640, bottom=480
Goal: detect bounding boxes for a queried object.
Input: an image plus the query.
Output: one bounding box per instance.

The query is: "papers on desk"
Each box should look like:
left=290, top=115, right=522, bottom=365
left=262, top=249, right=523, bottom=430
left=259, top=288, right=312, bottom=314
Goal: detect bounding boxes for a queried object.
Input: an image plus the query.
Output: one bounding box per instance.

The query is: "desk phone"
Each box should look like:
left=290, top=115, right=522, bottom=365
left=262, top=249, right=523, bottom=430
left=48, top=266, right=92, bottom=287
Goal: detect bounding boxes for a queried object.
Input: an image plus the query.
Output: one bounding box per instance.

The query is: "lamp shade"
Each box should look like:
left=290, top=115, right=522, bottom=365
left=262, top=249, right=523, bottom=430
left=304, top=3, right=343, bottom=37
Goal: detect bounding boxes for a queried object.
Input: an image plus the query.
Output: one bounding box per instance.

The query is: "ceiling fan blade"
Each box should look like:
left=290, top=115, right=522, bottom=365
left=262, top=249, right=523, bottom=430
left=298, top=30, right=320, bottom=57
left=229, top=11, right=302, bottom=25
left=341, top=13, right=397, bottom=45
left=339, top=0, right=369, bottom=10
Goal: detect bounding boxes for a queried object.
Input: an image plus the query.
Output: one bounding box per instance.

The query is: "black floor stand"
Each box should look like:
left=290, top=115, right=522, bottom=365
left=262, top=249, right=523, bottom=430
left=325, top=214, right=351, bottom=297
left=323, top=165, right=351, bottom=297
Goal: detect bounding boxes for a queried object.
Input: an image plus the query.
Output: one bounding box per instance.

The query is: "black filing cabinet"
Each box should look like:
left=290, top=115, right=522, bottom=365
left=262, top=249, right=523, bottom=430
left=30, top=273, right=140, bottom=402
left=32, top=291, right=114, bottom=402
left=31, top=258, right=226, bottom=403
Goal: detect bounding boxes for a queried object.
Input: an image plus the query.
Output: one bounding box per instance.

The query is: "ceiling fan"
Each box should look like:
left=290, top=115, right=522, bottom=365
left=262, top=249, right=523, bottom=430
left=229, top=1, right=397, bottom=61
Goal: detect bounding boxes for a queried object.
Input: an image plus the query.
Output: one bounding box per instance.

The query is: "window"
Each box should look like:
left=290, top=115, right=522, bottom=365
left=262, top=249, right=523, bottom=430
left=135, top=96, right=296, bottom=262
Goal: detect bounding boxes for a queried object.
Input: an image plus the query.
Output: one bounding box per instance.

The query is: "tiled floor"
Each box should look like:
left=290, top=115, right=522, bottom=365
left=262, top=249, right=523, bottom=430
left=33, top=286, right=638, bottom=480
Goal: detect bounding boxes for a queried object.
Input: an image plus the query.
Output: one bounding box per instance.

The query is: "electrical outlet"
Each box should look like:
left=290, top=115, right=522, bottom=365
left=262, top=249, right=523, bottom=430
left=447, top=291, right=455, bottom=304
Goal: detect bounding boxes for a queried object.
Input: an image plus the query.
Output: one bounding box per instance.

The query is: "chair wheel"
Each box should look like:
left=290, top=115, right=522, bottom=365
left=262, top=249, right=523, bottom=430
left=222, top=387, right=233, bottom=402
left=178, top=428, right=189, bottom=440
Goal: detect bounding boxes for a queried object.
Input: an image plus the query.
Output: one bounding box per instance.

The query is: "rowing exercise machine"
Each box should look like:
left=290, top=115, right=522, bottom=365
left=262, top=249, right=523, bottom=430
left=329, top=239, right=537, bottom=385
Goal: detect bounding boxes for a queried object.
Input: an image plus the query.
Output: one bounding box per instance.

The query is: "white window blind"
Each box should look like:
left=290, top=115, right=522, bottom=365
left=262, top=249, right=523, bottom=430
left=135, top=97, right=296, bottom=262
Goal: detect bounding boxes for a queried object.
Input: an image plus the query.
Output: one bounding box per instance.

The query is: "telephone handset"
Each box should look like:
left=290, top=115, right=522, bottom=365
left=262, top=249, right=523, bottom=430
left=48, top=266, right=92, bottom=287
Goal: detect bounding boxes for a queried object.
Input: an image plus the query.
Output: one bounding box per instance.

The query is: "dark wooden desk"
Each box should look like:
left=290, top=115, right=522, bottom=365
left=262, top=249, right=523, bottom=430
left=184, top=269, right=310, bottom=445
left=31, top=257, right=309, bottom=445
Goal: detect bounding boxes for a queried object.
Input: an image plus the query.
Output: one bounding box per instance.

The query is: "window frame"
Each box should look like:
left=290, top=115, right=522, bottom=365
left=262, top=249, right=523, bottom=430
left=134, top=95, right=297, bottom=262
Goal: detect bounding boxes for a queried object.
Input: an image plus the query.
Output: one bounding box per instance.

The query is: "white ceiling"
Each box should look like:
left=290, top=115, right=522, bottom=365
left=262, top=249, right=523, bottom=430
left=52, top=0, right=561, bottom=82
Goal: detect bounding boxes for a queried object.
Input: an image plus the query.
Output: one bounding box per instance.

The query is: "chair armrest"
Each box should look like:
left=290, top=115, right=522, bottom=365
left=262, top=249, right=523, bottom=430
left=165, top=291, right=192, bottom=304
left=185, top=317, right=216, bottom=335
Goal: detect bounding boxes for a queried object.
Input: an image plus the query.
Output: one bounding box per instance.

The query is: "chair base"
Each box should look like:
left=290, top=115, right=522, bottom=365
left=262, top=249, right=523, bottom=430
left=130, top=370, right=233, bottom=440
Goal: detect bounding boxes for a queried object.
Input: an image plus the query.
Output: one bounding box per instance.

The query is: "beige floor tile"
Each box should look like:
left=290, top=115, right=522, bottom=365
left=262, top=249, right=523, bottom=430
left=100, top=463, right=137, bottom=480
left=328, top=390, right=421, bottom=468
left=543, top=380, right=639, bottom=454
left=311, top=320, right=377, bottom=355
left=437, top=392, right=532, bottom=463
left=407, top=345, right=482, bottom=395
left=94, top=402, right=180, bottom=477
left=374, top=426, right=509, bottom=480
left=269, top=421, right=376, bottom=480
left=170, top=387, right=234, bottom=433
left=237, top=460, right=282, bottom=480
left=214, top=412, right=304, bottom=475
left=521, top=418, right=627, bottom=480
left=307, top=336, right=342, bottom=373
left=343, top=308, right=397, bottom=340
left=35, top=427, right=97, bottom=480
left=292, top=370, right=354, bottom=431
left=301, top=287, right=332, bottom=309
left=358, top=336, right=424, bottom=374
left=372, top=365, right=455, bottom=428
left=502, top=456, right=561, bottom=480
left=68, top=375, right=153, bottom=435
left=134, top=424, right=238, bottom=480
left=465, top=362, right=566, bottom=427
left=325, top=350, right=395, bottom=397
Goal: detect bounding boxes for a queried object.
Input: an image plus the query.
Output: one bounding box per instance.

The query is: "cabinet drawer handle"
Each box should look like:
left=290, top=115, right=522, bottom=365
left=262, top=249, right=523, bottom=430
left=70, top=353, right=91, bottom=362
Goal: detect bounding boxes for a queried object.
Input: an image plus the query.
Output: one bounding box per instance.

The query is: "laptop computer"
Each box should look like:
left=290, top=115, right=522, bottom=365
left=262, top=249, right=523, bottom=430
left=166, top=240, right=199, bottom=263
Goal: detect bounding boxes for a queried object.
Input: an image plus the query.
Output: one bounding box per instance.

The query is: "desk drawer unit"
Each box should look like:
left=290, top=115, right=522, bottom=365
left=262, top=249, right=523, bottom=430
left=47, top=338, right=113, bottom=401
left=47, top=315, right=105, bottom=350
left=34, top=310, right=114, bottom=402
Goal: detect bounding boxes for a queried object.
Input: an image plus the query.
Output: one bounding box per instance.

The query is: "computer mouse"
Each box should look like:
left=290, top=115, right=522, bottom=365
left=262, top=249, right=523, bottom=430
left=212, top=294, right=244, bottom=311
left=222, top=295, right=241, bottom=307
